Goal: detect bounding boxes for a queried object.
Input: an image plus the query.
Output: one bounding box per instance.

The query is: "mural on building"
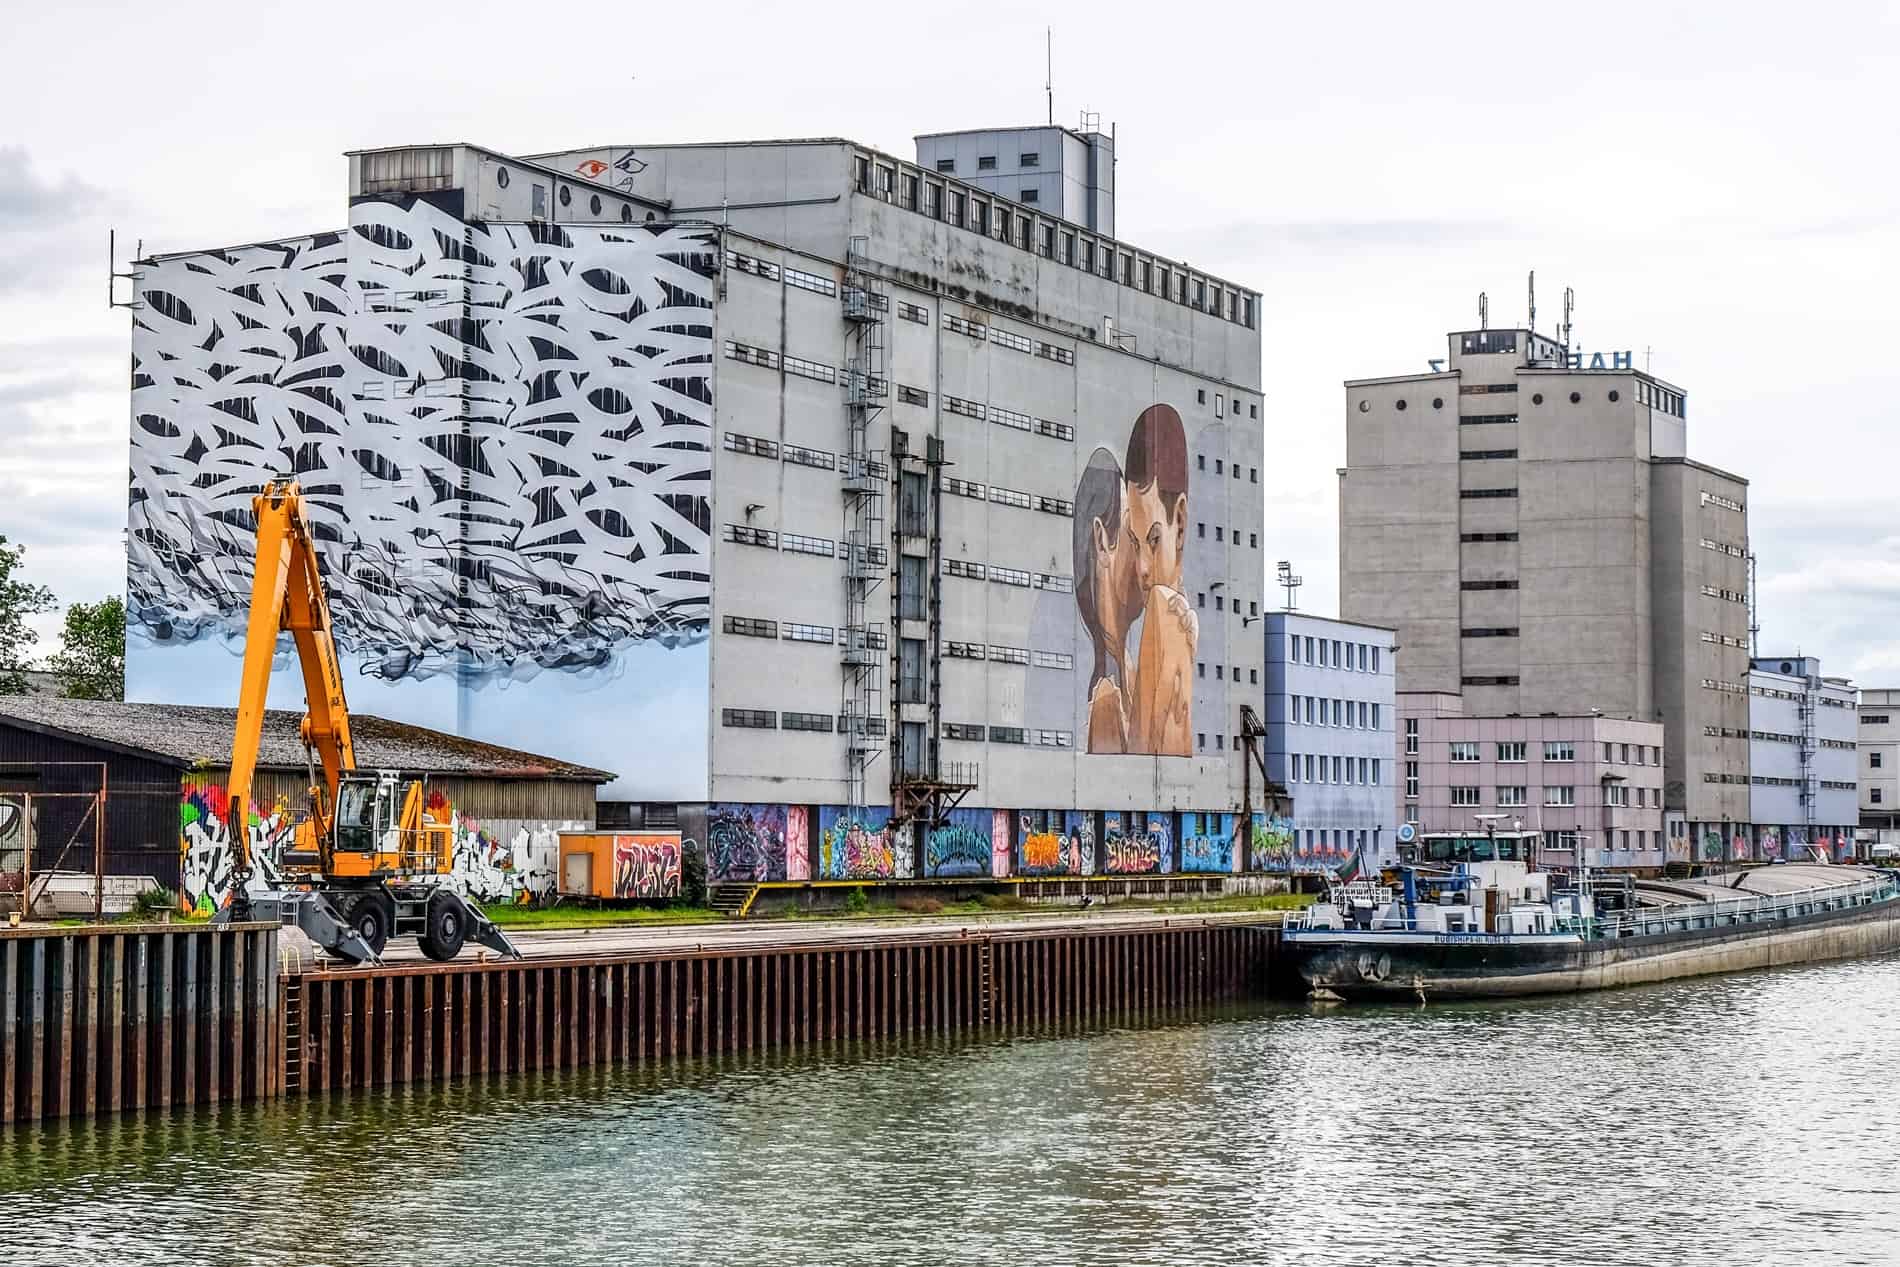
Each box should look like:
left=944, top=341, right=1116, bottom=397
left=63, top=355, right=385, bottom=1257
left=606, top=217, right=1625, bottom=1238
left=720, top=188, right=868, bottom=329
left=785, top=806, right=811, bottom=882
left=1179, top=813, right=1234, bottom=874
left=990, top=810, right=1012, bottom=878
left=708, top=803, right=792, bottom=884
left=127, top=206, right=719, bottom=799
left=1015, top=810, right=1094, bottom=877
left=1101, top=811, right=1173, bottom=875
left=1074, top=405, right=1196, bottom=756
left=1732, top=832, right=1750, bottom=862
left=924, top=809, right=994, bottom=878
left=613, top=834, right=682, bottom=898
left=1246, top=814, right=1294, bottom=872
left=449, top=818, right=571, bottom=902
left=0, top=796, right=24, bottom=890
left=179, top=784, right=296, bottom=914
left=818, top=806, right=910, bottom=880
left=1759, top=825, right=1783, bottom=860
left=1701, top=830, right=1724, bottom=863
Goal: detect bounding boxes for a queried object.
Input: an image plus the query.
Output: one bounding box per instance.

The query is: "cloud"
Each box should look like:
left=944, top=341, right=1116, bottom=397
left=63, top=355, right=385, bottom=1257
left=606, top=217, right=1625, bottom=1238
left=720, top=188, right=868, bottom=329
left=0, top=146, right=105, bottom=229
left=0, top=369, right=119, bottom=409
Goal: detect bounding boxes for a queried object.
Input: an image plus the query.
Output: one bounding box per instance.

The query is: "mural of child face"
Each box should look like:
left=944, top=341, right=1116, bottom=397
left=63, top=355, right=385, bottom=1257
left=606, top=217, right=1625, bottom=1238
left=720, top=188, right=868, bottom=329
left=1126, top=478, right=1187, bottom=597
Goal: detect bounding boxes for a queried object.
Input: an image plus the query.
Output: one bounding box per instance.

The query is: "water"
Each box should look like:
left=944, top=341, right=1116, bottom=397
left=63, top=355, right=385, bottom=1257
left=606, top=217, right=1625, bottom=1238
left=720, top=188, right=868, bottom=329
left=4, top=955, right=1898, bottom=1267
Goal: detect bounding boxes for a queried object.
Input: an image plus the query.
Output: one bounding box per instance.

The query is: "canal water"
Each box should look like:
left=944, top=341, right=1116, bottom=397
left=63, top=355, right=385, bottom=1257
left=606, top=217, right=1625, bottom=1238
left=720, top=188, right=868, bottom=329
left=3, top=954, right=1896, bottom=1267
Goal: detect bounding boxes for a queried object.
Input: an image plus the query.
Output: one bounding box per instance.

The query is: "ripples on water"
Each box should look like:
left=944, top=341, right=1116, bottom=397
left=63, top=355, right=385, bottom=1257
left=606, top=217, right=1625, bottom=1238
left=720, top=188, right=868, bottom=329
left=2, top=956, right=1897, bottom=1267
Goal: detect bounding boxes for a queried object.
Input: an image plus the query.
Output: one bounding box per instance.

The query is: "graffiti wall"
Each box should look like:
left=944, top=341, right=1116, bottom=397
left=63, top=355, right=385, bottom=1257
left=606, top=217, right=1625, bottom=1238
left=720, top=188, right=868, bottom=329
left=818, top=806, right=910, bottom=880
left=179, top=784, right=297, bottom=914
left=708, top=803, right=802, bottom=884
left=1248, top=815, right=1296, bottom=873
left=1759, top=825, right=1783, bottom=861
left=127, top=205, right=719, bottom=801
left=1101, top=811, right=1173, bottom=875
left=1074, top=405, right=1195, bottom=756
left=924, top=809, right=995, bottom=879
left=614, top=834, right=682, bottom=898
left=1014, top=809, right=1095, bottom=877
left=1179, top=812, right=1234, bottom=874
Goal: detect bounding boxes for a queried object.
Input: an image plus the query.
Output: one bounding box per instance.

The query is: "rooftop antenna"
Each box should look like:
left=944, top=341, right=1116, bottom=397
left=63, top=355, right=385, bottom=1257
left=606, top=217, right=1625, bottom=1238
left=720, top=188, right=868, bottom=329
left=107, top=229, right=143, bottom=310
left=1276, top=560, right=1304, bottom=611
left=1046, top=27, right=1054, bottom=126
left=1563, top=286, right=1575, bottom=350
left=1478, top=291, right=1488, bottom=331
left=1528, top=270, right=1536, bottom=333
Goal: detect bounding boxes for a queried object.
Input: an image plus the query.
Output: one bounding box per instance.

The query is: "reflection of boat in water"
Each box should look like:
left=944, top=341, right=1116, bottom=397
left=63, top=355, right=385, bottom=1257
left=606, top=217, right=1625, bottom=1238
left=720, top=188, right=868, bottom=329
left=1283, top=830, right=1900, bottom=999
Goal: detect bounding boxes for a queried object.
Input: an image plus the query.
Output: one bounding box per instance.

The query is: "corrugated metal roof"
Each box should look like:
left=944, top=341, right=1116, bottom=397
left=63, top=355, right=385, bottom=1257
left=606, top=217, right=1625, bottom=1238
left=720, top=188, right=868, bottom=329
left=0, top=697, right=613, bottom=782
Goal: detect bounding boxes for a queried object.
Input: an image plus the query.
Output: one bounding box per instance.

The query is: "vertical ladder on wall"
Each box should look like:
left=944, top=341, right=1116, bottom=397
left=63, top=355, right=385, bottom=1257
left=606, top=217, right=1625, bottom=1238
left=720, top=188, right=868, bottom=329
left=841, top=236, right=888, bottom=814
left=1798, top=674, right=1819, bottom=833
left=282, top=975, right=304, bottom=1095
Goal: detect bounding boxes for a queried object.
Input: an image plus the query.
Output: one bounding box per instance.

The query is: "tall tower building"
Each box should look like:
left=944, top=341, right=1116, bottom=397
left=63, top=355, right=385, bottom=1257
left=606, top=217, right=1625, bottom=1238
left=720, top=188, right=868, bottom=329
left=1339, top=325, right=1751, bottom=853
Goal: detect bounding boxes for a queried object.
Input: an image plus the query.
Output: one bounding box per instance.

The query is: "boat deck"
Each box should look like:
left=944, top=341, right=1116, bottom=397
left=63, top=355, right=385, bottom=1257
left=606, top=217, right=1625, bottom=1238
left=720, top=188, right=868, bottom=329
left=1637, top=864, right=1884, bottom=907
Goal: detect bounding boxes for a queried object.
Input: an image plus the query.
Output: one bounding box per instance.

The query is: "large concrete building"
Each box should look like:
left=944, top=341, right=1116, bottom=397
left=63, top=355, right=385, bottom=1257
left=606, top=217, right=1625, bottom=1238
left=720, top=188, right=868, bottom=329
left=1339, top=324, right=1751, bottom=859
left=123, top=132, right=1268, bottom=889
left=1858, top=688, right=1900, bottom=835
left=1262, top=612, right=1396, bottom=870
left=1741, top=656, right=1857, bottom=862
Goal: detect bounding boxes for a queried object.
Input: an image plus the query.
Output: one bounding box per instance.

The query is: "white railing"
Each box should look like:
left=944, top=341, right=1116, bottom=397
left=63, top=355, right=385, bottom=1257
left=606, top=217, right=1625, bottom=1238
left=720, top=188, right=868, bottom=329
left=1594, top=875, right=1898, bottom=940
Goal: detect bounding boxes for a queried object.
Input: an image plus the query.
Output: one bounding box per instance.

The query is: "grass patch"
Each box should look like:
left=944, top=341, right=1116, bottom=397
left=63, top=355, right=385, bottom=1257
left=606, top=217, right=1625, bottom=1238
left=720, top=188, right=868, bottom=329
left=479, top=903, right=719, bottom=928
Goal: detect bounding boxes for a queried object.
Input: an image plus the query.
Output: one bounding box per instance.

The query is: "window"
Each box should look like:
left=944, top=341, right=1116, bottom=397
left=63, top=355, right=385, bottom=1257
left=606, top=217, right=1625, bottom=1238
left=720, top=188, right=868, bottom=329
left=1544, top=741, right=1575, bottom=762
left=1497, top=786, right=1527, bottom=807
left=898, top=384, right=930, bottom=407
left=899, top=173, right=918, bottom=210
left=782, top=622, right=835, bottom=644
left=1463, top=627, right=1520, bottom=638
left=1371, top=704, right=1381, bottom=730
left=1603, top=742, right=1613, bottom=762
left=1032, top=650, right=1074, bottom=671
left=1460, top=487, right=1518, bottom=500
left=723, top=615, right=778, bottom=639
left=1873, top=752, right=1885, bottom=769
left=1405, top=717, right=1419, bottom=755
left=1020, top=152, right=1040, bottom=167
left=1461, top=580, right=1519, bottom=591
left=1876, top=788, right=1885, bottom=805
left=783, top=266, right=837, bottom=297
left=1544, top=786, right=1576, bottom=807
left=935, top=157, right=956, bottom=172
left=1370, top=760, right=1381, bottom=786
left=722, top=709, right=776, bottom=729
left=1451, top=787, right=1480, bottom=807
left=988, top=726, right=1026, bottom=745
left=1497, top=741, right=1527, bottom=763
left=989, top=644, right=1030, bottom=665
left=1461, top=449, right=1518, bottom=461
left=897, top=302, right=929, bottom=325
left=1449, top=741, right=1480, bottom=762
left=977, top=155, right=996, bottom=171
left=782, top=711, right=834, bottom=733
left=944, top=722, right=985, bottom=741
left=1405, top=762, right=1419, bottom=798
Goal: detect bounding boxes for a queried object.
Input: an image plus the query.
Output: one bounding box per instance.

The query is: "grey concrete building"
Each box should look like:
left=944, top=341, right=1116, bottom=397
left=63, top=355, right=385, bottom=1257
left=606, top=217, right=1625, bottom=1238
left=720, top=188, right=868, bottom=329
left=1859, top=688, right=1900, bottom=835
left=126, top=133, right=1265, bottom=891
left=1263, top=612, right=1396, bottom=868
left=1742, top=655, right=1856, bottom=862
left=1340, top=324, right=1750, bottom=853
left=913, top=123, right=1116, bottom=236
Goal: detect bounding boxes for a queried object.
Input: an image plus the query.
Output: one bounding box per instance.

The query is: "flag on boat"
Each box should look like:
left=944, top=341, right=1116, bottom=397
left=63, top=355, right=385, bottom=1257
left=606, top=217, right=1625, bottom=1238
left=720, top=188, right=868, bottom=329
left=1334, top=838, right=1365, bottom=884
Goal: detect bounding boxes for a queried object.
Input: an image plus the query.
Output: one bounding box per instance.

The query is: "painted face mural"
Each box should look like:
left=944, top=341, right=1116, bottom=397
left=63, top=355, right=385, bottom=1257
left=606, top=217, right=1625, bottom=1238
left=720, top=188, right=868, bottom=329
left=1075, top=405, right=1195, bottom=756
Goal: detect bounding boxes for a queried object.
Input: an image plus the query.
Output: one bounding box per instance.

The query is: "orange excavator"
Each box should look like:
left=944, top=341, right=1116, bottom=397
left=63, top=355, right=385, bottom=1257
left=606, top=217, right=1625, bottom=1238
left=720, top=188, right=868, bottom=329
left=212, top=479, right=520, bottom=965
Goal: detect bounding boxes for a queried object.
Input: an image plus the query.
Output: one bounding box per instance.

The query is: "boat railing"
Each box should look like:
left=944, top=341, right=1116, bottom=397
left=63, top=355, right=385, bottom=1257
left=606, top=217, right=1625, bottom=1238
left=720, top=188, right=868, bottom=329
left=1592, top=874, right=1898, bottom=941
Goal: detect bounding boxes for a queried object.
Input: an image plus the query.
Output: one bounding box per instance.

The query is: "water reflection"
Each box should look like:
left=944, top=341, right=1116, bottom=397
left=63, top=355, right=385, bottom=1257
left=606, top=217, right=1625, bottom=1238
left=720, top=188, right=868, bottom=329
left=3, top=957, right=1897, bottom=1266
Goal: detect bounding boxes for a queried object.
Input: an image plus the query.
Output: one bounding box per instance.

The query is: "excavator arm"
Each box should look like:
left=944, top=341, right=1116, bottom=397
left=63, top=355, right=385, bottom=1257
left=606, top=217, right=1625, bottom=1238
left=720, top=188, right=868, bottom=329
left=226, top=479, right=355, bottom=893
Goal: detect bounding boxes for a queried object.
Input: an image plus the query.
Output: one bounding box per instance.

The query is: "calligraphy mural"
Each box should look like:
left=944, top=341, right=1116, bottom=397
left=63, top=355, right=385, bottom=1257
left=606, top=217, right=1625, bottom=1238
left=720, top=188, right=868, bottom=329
left=1075, top=405, right=1195, bottom=756
left=924, top=809, right=994, bottom=879
left=818, top=806, right=910, bottom=880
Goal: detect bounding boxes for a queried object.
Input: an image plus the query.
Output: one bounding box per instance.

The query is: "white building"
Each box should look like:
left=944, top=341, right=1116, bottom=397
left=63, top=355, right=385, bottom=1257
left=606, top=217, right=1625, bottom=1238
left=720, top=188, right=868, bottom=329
left=1743, top=655, right=1856, bottom=860
left=1263, top=613, right=1396, bottom=870
left=1858, top=688, right=1900, bottom=836
left=124, top=132, right=1266, bottom=888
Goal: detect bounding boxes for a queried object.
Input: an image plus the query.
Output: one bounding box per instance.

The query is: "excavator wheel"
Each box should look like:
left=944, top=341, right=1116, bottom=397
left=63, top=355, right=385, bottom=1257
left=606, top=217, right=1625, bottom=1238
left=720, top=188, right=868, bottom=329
left=345, top=890, right=395, bottom=957
left=419, top=891, right=469, bottom=962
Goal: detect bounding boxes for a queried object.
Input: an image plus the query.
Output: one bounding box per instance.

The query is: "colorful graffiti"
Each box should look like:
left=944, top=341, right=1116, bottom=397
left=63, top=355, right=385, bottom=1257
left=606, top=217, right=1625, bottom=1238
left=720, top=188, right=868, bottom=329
left=1732, top=832, right=1750, bottom=862
left=179, top=784, right=297, bottom=914
left=1015, top=811, right=1094, bottom=876
left=991, top=810, right=1012, bottom=877
left=785, top=807, right=811, bottom=882
left=1759, top=825, right=1783, bottom=860
left=1101, top=811, right=1172, bottom=875
left=924, top=809, right=994, bottom=879
left=1701, top=830, right=1724, bottom=862
left=818, top=807, right=910, bottom=880
left=1179, top=813, right=1233, bottom=874
left=614, top=835, right=682, bottom=898
left=1247, top=815, right=1296, bottom=872
left=708, top=803, right=792, bottom=883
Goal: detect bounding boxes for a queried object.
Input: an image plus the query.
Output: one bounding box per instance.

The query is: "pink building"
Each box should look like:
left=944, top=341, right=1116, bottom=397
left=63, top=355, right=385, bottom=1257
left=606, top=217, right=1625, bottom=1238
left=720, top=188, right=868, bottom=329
left=1397, top=692, right=1667, bottom=871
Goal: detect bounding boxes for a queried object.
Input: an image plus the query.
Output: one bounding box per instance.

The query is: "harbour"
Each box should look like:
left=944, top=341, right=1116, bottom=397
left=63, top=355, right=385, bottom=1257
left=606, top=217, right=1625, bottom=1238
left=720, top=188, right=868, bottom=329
left=1, top=951, right=1894, bottom=1267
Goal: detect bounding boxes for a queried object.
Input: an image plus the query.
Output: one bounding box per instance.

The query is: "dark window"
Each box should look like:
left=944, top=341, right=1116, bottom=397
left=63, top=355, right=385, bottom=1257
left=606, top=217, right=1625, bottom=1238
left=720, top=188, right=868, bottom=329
left=782, top=711, right=834, bottom=733
left=1459, top=383, right=1519, bottom=395
left=898, top=555, right=927, bottom=622
left=978, top=155, right=996, bottom=170
left=1459, top=487, right=1518, bottom=499
left=1460, top=331, right=1518, bottom=355
left=1022, top=188, right=1041, bottom=204
left=1432, top=397, right=1444, bottom=409
left=898, top=638, right=926, bottom=704
left=1569, top=391, right=1582, bottom=403
left=1396, top=399, right=1408, bottom=411
left=989, top=726, right=1027, bottom=744
left=1461, top=580, right=1519, bottom=591
left=1020, top=152, right=1040, bottom=167
left=723, top=616, right=779, bottom=638
left=722, top=709, right=776, bottom=729
left=899, top=470, right=929, bottom=537
left=1460, top=414, right=1518, bottom=426
left=935, top=158, right=956, bottom=172
left=1608, top=389, right=1620, bottom=402
left=1460, top=532, right=1520, bottom=543
left=1461, top=675, right=1521, bottom=686
left=1461, top=449, right=1518, bottom=460
left=589, top=193, right=602, bottom=215
left=558, top=184, right=572, bottom=207
left=1461, top=627, right=1521, bottom=638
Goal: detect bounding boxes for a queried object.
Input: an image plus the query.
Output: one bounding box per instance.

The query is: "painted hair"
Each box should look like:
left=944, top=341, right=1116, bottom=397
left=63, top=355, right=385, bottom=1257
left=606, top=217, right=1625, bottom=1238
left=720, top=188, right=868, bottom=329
left=1073, top=446, right=1125, bottom=684
left=1124, top=403, right=1189, bottom=513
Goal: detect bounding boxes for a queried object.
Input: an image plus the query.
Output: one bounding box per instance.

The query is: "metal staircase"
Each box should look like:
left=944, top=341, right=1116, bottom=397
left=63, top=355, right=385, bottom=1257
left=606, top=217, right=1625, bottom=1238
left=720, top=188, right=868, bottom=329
left=841, top=236, right=888, bottom=814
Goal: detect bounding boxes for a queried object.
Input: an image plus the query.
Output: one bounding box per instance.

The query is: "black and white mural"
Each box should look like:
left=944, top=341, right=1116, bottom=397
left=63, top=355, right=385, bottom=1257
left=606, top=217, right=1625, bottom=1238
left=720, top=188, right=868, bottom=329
left=128, top=203, right=719, bottom=797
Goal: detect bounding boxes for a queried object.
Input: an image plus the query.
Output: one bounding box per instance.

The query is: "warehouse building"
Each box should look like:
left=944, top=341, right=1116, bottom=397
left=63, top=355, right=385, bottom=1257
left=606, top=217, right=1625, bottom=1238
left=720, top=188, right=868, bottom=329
left=123, top=124, right=1270, bottom=892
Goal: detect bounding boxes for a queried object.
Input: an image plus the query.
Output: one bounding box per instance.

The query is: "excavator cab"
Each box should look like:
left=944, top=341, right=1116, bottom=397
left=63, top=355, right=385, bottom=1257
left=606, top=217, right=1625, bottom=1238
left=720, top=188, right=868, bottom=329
left=333, top=774, right=387, bottom=857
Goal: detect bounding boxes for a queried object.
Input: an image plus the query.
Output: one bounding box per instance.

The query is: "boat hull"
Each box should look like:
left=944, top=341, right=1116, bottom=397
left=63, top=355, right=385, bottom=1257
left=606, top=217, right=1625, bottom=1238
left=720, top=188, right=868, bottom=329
left=1285, top=894, right=1900, bottom=999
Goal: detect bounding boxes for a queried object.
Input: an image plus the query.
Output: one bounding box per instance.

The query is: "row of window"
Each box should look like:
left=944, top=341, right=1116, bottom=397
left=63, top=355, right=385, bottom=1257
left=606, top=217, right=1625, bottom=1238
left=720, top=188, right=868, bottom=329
left=1195, top=453, right=1262, bottom=479
left=1700, top=489, right=1744, bottom=513
left=939, top=311, right=1076, bottom=365
left=723, top=523, right=889, bottom=566
left=1637, top=380, right=1686, bottom=418
left=1442, top=739, right=1664, bottom=766
left=1287, top=754, right=1383, bottom=786
left=940, top=724, right=1073, bottom=748
left=929, top=392, right=1075, bottom=442
left=1444, top=786, right=1606, bottom=808
left=940, top=560, right=1074, bottom=592
left=1197, top=662, right=1260, bottom=685
left=1195, top=522, right=1261, bottom=549
left=1286, top=635, right=1382, bottom=673
left=1197, top=591, right=1260, bottom=618
left=943, top=642, right=1073, bottom=670
left=1287, top=696, right=1383, bottom=730
left=1700, top=630, right=1749, bottom=649
left=852, top=151, right=1257, bottom=329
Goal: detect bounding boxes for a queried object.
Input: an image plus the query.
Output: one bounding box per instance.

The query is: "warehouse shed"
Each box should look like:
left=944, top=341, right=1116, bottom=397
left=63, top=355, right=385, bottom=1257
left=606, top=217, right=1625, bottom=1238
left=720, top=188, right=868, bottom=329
left=0, top=697, right=612, bottom=906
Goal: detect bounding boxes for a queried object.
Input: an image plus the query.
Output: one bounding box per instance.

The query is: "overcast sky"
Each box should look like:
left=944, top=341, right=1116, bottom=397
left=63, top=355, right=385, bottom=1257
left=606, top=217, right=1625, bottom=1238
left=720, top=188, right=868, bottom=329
left=3, top=0, right=1896, bottom=678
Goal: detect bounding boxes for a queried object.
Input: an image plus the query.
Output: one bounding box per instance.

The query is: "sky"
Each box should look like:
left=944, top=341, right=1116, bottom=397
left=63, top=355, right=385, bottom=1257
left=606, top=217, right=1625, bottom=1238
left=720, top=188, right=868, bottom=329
left=2, top=0, right=1897, bottom=677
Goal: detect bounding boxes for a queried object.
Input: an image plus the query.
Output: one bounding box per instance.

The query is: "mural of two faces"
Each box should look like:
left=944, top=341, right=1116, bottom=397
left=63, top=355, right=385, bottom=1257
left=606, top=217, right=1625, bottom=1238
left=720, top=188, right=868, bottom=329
left=1075, top=405, right=1196, bottom=755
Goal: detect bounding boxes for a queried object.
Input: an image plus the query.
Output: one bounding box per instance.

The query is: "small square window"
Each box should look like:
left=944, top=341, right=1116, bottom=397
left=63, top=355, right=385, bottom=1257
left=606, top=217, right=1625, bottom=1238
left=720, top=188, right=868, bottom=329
left=977, top=155, right=996, bottom=170
left=935, top=158, right=956, bottom=173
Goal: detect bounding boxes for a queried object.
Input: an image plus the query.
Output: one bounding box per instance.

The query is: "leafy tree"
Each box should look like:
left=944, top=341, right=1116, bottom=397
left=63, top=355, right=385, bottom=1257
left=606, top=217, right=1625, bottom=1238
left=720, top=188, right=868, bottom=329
left=0, top=536, right=55, bottom=695
left=49, top=596, right=126, bottom=701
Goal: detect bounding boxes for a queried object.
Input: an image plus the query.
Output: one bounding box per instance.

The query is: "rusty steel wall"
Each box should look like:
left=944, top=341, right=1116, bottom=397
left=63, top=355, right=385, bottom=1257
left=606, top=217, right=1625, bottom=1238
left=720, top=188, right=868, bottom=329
left=287, top=923, right=1277, bottom=1095
left=0, top=923, right=280, bottom=1125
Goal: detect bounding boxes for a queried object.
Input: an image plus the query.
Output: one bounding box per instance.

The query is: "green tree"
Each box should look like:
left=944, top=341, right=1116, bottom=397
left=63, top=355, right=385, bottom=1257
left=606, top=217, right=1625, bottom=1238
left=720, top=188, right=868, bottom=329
left=0, top=536, right=56, bottom=695
left=49, top=596, right=126, bottom=701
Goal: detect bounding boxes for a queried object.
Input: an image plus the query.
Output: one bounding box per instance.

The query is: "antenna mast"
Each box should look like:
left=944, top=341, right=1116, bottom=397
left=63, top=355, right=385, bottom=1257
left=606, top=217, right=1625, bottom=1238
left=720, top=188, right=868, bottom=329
left=1276, top=560, right=1304, bottom=611
left=1528, top=269, right=1536, bottom=333
left=1563, top=286, right=1575, bottom=350
left=1046, top=28, right=1054, bottom=126
left=1478, top=291, right=1488, bottom=331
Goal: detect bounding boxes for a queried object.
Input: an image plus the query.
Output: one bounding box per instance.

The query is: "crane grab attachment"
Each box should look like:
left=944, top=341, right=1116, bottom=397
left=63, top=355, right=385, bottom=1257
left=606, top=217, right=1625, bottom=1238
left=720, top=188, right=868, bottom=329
left=210, top=479, right=521, bottom=965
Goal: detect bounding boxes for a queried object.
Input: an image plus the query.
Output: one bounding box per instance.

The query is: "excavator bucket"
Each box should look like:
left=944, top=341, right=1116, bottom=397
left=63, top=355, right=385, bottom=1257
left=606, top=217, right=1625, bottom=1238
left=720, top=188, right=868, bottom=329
left=461, top=897, right=525, bottom=960
left=215, top=888, right=379, bottom=966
